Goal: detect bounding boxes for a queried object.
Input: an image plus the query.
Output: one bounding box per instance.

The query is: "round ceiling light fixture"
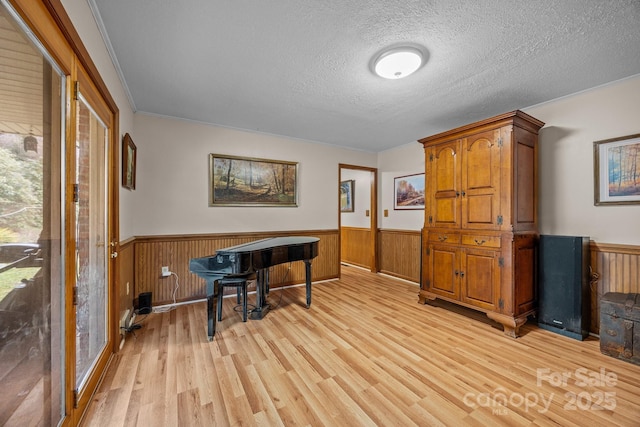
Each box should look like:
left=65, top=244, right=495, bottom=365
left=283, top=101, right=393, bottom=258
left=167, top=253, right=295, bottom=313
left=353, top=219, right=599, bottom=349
left=373, top=46, right=424, bottom=79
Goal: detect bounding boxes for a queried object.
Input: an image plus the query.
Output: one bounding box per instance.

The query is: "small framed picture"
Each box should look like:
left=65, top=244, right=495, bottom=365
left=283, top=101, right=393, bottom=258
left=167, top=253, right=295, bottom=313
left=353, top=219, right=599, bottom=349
left=340, top=180, right=354, bottom=212
left=594, top=133, right=640, bottom=205
left=122, top=133, right=136, bottom=190
left=394, top=173, right=425, bottom=210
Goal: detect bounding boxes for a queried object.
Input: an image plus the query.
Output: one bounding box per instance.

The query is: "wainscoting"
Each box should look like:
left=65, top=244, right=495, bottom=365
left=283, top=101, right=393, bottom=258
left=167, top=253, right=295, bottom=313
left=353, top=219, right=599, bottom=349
left=378, top=229, right=421, bottom=283
left=590, top=242, right=640, bottom=334
left=117, top=239, right=135, bottom=343
left=116, top=229, right=639, bottom=338
left=340, top=226, right=372, bottom=269
left=131, top=230, right=339, bottom=306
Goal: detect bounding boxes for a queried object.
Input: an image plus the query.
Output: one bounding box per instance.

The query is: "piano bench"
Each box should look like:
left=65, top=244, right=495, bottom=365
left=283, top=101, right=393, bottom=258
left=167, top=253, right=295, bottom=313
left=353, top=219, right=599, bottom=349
left=217, top=277, right=250, bottom=322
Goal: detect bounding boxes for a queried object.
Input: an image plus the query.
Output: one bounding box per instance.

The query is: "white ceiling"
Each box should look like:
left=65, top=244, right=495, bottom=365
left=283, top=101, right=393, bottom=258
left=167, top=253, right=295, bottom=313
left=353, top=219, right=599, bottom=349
left=89, top=0, right=640, bottom=152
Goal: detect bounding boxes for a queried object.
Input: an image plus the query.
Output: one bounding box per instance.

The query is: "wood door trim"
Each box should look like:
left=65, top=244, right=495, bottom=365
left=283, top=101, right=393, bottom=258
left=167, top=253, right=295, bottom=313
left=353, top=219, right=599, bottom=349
left=339, top=163, right=378, bottom=274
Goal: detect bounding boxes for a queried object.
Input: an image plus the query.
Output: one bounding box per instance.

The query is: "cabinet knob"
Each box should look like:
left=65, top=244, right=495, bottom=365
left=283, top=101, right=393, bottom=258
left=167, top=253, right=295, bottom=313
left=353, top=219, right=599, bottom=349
left=438, top=235, right=448, bottom=242
left=460, top=271, right=465, bottom=277
left=474, top=239, right=486, bottom=245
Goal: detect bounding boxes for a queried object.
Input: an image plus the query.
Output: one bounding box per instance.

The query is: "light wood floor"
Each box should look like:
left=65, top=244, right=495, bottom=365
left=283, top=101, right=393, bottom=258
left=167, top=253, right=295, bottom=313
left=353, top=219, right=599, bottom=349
left=82, top=266, right=640, bottom=426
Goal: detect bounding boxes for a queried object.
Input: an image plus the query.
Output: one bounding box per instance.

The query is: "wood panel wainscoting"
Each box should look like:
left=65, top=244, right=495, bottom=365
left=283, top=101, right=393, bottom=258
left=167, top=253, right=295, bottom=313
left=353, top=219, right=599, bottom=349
left=590, top=242, right=640, bottom=334
left=378, top=229, right=421, bottom=283
left=117, top=238, right=135, bottom=345
left=132, top=230, right=339, bottom=306
left=340, top=226, right=372, bottom=269
left=116, top=232, right=638, bottom=339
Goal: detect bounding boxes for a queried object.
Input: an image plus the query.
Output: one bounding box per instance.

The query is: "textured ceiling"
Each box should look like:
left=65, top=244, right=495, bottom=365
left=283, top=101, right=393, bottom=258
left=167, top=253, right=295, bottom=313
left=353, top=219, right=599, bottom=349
left=89, top=0, right=640, bottom=152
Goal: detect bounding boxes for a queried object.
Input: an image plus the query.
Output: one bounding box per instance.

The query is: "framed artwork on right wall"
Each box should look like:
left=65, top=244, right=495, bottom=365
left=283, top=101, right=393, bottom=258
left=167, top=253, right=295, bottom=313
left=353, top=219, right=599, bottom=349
left=394, top=173, right=425, bottom=210
left=594, top=133, right=640, bottom=205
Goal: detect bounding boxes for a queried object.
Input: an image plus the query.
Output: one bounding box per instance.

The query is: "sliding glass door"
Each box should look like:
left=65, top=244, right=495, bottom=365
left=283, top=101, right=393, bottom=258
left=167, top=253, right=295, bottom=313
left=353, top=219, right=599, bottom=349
left=0, top=0, right=119, bottom=424
left=0, top=2, right=65, bottom=424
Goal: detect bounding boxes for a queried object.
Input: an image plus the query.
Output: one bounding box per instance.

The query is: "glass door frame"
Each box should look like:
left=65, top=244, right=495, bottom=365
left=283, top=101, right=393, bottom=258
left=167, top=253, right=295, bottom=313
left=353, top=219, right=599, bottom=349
left=67, top=65, right=117, bottom=421
left=8, top=0, right=121, bottom=424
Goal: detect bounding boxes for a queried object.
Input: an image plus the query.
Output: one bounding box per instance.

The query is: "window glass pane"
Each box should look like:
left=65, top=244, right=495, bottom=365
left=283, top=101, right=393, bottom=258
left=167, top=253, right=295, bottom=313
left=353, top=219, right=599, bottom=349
left=74, top=94, right=108, bottom=390
left=0, top=1, right=65, bottom=425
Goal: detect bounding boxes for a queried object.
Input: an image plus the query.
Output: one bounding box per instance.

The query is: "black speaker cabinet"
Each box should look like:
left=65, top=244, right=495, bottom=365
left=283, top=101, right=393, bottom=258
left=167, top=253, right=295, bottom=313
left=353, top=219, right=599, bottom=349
left=538, top=235, right=590, bottom=340
left=137, top=291, right=152, bottom=315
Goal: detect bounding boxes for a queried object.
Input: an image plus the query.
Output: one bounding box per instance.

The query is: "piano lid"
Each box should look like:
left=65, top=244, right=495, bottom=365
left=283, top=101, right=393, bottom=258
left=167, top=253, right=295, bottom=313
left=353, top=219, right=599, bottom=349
left=189, top=236, right=320, bottom=280
left=215, top=236, right=319, bottom=253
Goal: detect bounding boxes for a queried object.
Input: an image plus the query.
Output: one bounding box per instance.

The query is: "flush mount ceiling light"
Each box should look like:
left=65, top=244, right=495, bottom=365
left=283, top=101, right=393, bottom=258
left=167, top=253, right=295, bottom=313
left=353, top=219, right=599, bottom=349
left=373, top=46, right=423, bottom=79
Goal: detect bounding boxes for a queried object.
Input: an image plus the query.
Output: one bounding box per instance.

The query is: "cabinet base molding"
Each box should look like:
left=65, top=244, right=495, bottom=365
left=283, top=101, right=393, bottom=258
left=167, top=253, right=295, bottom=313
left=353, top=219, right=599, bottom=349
left=418, top=290, right=533, bottom=338
left=418, top=288, right=438, bottom=303
left=486, top=311, right=530, bottom=338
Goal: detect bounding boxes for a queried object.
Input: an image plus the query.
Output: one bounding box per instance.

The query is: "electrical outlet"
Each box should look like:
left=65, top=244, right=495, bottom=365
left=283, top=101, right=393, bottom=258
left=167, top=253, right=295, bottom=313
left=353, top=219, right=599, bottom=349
left=161, top=266, right=171, bottom=277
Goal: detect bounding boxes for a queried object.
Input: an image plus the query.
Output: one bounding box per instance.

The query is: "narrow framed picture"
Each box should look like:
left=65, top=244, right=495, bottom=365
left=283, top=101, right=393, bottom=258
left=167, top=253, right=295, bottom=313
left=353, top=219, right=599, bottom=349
left=122, top=133, right=136, bottom=190
left=394, top=173, right=425, bottom=210
left=209, top=154, right=298, bottom=206
left=340, top=180, right=354, bottom=212
left=594, top=133, right=640, bottom=205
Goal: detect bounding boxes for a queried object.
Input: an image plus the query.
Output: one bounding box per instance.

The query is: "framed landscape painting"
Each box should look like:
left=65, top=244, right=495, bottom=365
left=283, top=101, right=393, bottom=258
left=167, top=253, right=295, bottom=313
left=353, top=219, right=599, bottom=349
left=594, top=134, right=640, bottom=205
left=394, top=173, right=425, bottom=210
left=209, top=154, right=298, bottom=206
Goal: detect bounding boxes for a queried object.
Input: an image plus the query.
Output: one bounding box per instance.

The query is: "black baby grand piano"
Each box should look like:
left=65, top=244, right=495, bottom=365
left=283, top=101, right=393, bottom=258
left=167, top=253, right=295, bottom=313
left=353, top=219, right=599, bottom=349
left=189, top=236, right=319, bottom=340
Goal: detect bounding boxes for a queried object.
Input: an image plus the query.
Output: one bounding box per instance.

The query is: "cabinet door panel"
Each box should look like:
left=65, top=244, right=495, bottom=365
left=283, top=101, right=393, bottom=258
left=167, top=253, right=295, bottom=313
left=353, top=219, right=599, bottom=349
left=514, top=236, right=536, bottom=314
left=462, top=131, right=501, bottom=230
left=466, top=194, right=494, bottom=224
left=429, top=245, right=459, bottom=298
left=461, top=248, right=499, bottom=311
left=434, top=198, right=457, bottom=224
left=429, top=141, right=460, bottom=228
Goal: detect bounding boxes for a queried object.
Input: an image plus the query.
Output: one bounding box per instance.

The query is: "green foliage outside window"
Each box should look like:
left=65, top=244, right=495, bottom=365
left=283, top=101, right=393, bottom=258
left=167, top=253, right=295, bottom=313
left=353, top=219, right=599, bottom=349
left=0, top=134, right=43, bottom=244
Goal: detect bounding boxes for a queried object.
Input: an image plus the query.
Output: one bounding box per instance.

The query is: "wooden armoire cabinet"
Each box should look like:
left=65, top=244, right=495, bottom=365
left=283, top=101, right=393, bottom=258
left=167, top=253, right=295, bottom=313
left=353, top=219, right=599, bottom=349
left=418, top=110, right=544, bottom=337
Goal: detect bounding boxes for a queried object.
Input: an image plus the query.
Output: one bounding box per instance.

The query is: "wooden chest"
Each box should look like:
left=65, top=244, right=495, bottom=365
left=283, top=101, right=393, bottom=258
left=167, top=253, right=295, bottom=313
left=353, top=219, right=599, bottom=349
left=600, top=293, right=640, bottom=365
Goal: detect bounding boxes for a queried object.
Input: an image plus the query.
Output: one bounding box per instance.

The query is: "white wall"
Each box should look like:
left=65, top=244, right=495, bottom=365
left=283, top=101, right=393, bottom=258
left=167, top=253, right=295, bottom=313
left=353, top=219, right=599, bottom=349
left=375, top=75, right=640, bottom=245
left=63, top=0, right=640, bottom=244
left=61, top=0, right=136, bottom=239
left=340, top=168, right=372, bottom=228
left=131, top=114, right=377, bottom=236
left=525, top=75, right=640, bottom=245
left=377, top=142, right=425, bottom=230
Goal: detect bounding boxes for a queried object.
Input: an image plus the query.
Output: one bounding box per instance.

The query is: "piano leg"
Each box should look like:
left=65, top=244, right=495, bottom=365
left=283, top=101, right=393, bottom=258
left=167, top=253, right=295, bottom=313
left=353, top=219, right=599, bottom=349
left=265, top=269, right=270, bottom=295
left=305, top=259, right=312, bottom=308
left=207, top=280, right=218, bottom=341
left=250, top=268, right=270, bottom=320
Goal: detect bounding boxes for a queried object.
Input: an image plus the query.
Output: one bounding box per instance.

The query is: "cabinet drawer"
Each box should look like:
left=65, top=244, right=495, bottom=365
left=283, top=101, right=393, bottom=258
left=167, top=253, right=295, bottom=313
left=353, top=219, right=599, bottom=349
left=428, top=232, right=460, bottom=244
left=461, top=234, right=501, bottom=248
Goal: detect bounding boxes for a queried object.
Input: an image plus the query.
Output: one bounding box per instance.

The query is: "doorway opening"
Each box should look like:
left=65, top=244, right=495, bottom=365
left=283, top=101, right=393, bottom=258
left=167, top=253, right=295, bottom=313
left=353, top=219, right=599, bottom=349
left=339, top=164, right=377, bottom=274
